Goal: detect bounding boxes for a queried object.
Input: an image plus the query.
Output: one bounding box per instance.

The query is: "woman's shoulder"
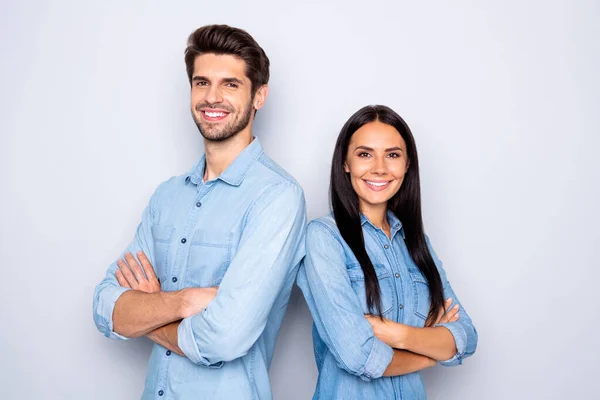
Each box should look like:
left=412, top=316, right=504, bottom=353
left=307, top=213, right=342, bottom=241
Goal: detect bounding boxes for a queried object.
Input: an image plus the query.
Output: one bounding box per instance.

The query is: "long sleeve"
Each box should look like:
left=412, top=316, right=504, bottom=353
left=427, top=236, right=478, bottom=366
left=92, top=180, right=167, bottom=340
left=297, top=221, right=394, bottom=381
left=177, top=182, right=306, bottom=365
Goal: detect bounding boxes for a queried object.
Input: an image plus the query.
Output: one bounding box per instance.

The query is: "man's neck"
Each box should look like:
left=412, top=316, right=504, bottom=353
left=203, top=128, right=253, bottom=182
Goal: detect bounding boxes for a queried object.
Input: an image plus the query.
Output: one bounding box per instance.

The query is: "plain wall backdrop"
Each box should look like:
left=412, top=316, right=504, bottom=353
left=1, top=0, right=599, bottom=399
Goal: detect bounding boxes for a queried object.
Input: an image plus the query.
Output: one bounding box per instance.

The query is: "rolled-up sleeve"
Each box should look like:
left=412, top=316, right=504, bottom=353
left=177, top=182, right=306, bottom=366
left=92, top=181, right=166, bottom=340
left=426, top=236, right=478, bottom=366
left=297, top=222, right=394, bottom=381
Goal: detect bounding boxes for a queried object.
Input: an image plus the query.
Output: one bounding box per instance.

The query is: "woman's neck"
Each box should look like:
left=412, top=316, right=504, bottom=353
left=361, top=203, right=390, bottom=238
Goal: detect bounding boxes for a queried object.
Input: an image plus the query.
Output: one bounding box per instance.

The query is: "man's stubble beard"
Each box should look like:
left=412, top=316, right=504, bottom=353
left=193, top=101, right=253, bottom=142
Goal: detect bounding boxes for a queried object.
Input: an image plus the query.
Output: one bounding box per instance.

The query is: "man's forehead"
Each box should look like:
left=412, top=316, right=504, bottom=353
left=193, top=53, right=248, bottom=79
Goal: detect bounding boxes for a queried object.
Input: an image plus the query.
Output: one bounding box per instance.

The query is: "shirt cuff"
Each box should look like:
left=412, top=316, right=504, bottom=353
left=177, top=315, right=223, bottom=368
left=96, top=285, right=131, bottom=340
left=361, top=337, right=394, bottom=381
left=435, top=322, right=467, bottom=366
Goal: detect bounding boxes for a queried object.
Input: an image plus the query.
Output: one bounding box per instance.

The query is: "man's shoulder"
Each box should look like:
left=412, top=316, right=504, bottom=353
left=249, top=152, right=303, bottom=192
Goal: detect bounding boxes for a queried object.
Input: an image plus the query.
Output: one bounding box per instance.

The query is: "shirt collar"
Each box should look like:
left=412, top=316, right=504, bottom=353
left=360, top=210, right=405, bottom=239
left=185, top=137, right=263, bottom=187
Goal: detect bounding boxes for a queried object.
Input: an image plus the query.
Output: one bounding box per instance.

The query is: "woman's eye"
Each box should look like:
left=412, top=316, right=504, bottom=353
left=358, top=152, right=371, bottom=158
left=388, top=152, right=400, bottom=158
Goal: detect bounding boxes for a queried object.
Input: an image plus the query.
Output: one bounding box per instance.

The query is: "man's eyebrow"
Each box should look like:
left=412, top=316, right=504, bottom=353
left=222, top=77, right=244, bottom=85
left=191, top=76, right=244, bottom=85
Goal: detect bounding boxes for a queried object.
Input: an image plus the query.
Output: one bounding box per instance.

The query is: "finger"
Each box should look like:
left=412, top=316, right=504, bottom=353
left=117, top=258, right=138, bottom=288
left=445, top=305, right=460, bottom=322
left=124, top=252, right=145, bottom=282
left=444, top=298, right=453, bottom=312
left=436, top=299, right=451, bottom=323
left=115, top=269, right=130, bottom=288
left=137, top=251, right=157, bottom=281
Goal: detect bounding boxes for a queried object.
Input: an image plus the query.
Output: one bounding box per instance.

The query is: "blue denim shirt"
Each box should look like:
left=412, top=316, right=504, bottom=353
left=297, top=212, right=477, bottom=400
left=93, top=138, right=307, bottom=400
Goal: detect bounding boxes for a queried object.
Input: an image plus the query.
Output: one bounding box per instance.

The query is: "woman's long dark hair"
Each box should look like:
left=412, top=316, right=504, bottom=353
left=331, top=105, right=443, bottom=325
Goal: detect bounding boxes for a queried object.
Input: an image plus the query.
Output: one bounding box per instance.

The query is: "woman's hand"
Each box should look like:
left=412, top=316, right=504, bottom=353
left=365, top=315, right=402, bottom=348
left=366, top=298, right=460, bottom=348
left=434, top=298, right=460, bottom=325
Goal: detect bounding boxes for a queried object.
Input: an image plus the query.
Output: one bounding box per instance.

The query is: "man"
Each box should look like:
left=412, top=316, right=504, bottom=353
left=93, top=24, right=306, bottom=400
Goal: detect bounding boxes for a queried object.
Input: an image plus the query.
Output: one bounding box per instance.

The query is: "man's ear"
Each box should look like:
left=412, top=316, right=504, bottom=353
left=253, top=85, right=269, bottom=111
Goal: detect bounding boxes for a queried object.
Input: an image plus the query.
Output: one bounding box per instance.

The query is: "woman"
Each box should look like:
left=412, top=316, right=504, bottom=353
left=297, top=105, right=477, bottom=399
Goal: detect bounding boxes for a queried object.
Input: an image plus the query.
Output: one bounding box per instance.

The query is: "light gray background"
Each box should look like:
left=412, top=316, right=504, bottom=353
left=1, top=0, right=599, bottom=399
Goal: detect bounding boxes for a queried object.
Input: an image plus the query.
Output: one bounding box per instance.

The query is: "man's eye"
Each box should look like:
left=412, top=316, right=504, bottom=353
left=225, top=83, right=238, bottom=88
left=196, top=81, right=208, bottom=86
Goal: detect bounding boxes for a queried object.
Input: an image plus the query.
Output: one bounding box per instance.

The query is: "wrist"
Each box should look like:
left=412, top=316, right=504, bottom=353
left=395, top=324, right=412, bottom=349
left=159, top=289, right=188, bottom=320
left=177, top=288, right=193, bottom=319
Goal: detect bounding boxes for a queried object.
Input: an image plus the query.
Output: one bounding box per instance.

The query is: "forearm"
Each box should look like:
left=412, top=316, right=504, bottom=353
left=146, top=321, right=184, bottom=356
left=397, top=325, right=457, bottom=361
left=383, top=350, right=436, bottom=376
left=113, top=290, right=184, bottom=338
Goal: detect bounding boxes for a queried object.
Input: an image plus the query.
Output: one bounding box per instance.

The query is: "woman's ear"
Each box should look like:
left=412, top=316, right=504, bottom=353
left=344, top=162, right=350, bottom=173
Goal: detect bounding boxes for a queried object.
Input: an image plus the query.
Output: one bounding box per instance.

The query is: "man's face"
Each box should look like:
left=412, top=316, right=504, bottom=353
left=190, top=53, right=255, bottom=142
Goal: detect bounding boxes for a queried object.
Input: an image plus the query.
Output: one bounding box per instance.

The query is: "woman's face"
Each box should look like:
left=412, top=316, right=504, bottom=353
left=344, top=121, right=410, bottom=213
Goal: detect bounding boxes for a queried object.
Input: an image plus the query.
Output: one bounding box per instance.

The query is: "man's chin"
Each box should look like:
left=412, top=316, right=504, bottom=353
left=197, top=127, right=237, bottom=142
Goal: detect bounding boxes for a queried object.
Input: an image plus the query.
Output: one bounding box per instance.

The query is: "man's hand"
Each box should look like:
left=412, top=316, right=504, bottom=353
left=115, top=251, right=161, bottom=293
left=115, top=250, right=218, bottom=318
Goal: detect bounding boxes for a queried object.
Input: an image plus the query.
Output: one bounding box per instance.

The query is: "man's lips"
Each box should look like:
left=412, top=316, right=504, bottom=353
left=199, top=108, right=230, bottom=122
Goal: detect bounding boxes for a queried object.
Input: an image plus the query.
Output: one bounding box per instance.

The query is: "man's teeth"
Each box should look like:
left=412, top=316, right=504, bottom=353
left=367, top=181, right=389, bottom=187
left=205, top=111, right=226, bottom=117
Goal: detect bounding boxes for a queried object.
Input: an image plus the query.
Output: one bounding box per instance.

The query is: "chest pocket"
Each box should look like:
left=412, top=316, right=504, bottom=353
left=151, top=225, right=175, bottom=281
left=409, top=268, right=431, bottom=324
left=347, top=263, right=394, bottom=317
left=185, top=229, right=233, bottom=287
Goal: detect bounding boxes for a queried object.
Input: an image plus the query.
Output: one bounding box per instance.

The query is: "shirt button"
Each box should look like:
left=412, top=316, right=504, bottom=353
left=399, top=304, right=404, bottom=309
left=181, top=238, right=187, bottom=244
left=166, top=350, right=171, bottom=356
left=196, top=201, right=202, bottom=207
left=158, top=390, right=164, bottom=396
left=395, top=273, right=400, bottom=278
left=384, top=244, right=390, bottom=249
left=172, top=277, right=177, bottom=283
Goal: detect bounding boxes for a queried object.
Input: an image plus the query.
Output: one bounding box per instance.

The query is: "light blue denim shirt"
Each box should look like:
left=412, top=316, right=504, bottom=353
left=297, top=212, right=477, bottom=400
left=93, top=138, right=307, bottom=400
